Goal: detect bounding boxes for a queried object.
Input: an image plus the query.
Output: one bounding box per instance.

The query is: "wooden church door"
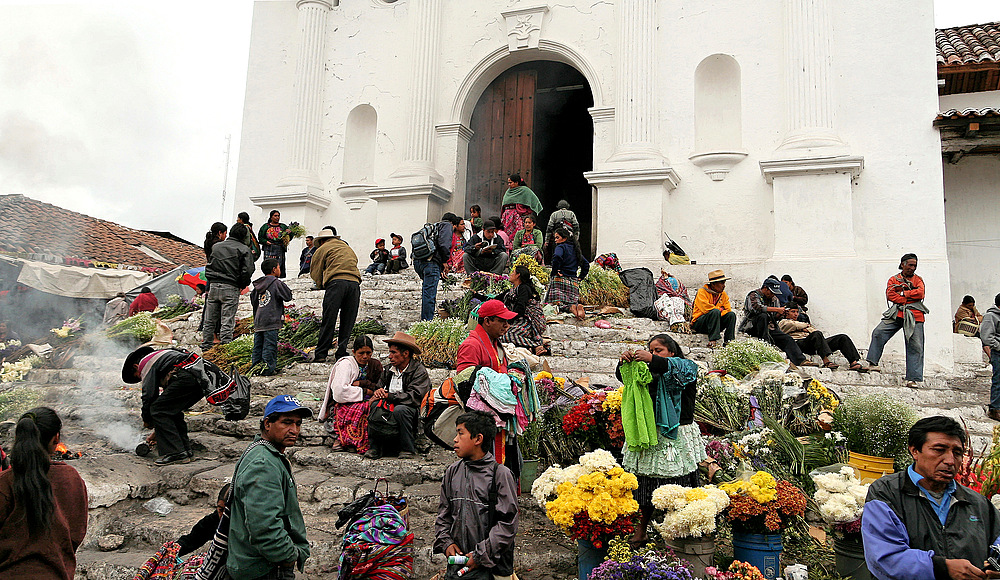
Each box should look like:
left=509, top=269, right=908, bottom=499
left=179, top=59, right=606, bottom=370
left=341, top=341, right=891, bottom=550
left=467, top=69, right=537, bottom=217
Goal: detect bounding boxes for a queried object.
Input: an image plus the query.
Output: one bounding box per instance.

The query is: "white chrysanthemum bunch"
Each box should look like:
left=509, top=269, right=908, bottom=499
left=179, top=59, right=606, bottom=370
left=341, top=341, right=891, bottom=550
left=651, top=484, right=730, bottom=539
left=812, top=466, right=868, bottom=524
left=0, top=355, right=41, bottom=383
left=531, top=450, right=624, bottom=508
left=0, top=340, right=21, bottom=350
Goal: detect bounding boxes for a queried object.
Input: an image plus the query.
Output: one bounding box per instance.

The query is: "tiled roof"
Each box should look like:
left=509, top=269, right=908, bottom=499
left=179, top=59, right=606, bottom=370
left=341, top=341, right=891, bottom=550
left=0, top=194, right=205, bottom=272
left=937, top=22, right=1000, bottom=66
left=936, top=107, right=1000, bottom=121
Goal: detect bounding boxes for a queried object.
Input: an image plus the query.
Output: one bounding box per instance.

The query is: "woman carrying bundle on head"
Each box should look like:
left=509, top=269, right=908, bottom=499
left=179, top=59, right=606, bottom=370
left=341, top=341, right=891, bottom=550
left=543, top=227, right=590, bottom=320
left=500, top=173, right=542, bottom=253
left=0, top=407, right=88, bottom=579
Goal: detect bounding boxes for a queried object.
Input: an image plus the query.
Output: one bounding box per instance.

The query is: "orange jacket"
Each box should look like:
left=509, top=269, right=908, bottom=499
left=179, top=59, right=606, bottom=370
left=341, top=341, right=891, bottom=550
left=691, top=285, right=732, bottom=322
left=886, top=273, right=925, bottom=323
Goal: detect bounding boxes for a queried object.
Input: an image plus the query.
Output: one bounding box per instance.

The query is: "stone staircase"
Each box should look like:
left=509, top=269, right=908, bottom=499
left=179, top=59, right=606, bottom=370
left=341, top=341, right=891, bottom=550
left=1, top=269, right=992, bottom=579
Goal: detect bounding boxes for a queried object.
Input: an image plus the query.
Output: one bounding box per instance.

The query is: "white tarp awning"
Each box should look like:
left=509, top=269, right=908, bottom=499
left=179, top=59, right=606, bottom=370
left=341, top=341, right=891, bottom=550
left=13, top=258, right=153, bottom=299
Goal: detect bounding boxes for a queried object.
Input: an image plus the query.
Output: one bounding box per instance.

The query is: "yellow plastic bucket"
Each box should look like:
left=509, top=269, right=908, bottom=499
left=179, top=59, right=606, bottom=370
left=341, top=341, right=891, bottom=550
left=848, top=451, right=895, bottom=483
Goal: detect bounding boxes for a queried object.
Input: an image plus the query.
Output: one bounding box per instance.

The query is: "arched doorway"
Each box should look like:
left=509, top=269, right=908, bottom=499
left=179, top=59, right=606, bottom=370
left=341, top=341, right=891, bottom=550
left=466, top=61, right=595, bottom=253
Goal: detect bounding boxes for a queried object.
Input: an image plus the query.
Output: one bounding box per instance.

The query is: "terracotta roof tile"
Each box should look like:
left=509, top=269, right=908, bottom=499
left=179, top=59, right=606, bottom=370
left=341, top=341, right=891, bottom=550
left=0, top=194, right=205, bottom=272
left=937, top=22, right=1000, bottom=67
left=936, top=107, right=1000, bottom=121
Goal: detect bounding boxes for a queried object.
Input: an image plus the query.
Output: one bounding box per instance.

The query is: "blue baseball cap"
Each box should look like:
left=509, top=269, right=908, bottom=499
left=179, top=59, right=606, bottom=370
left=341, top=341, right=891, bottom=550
left=264, top=395, right=314, bottom=419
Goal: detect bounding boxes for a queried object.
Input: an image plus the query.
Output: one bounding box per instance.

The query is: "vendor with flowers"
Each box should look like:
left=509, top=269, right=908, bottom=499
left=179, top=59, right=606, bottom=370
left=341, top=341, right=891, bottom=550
left=616, top=334, right=707, bottom=547
left=862, top=416, right=1000, bottom=580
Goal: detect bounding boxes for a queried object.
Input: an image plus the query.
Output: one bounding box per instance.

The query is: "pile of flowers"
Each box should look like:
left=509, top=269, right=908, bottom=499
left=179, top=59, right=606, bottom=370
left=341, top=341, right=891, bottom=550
left=712, top=339, right=786, bottom=379
left=511, top=253, right=550, bottom=284
left=532, top=449, right=639, bottom=548
left=589, top=537, right=694, bottom=580
left=705, top=561, right=767, bottom=580
left=0, top=339, right=21, bottom=360
left=720, top=471, right=807, bottom=533
left=534, top=371, right=567, bottom=404
left=408, top=318, right=468, bottom=368
left=50, top=318, right=82, bottom=340
left=812, top=466, right=869, bottom=538
left=0, top=355, right=42, bottom=383
left=651, top=484, right=730, bottom=539
left=602, top=386, right=623, bottom=412
left=468, top=271, right=511, bottom=297
left=562, top=387, right=625, bottom=451
left=151, top=294, right=203, bottom=319
left=732, top=428, right=775, bottom=465
left=806, top=379, right=838, bottom=411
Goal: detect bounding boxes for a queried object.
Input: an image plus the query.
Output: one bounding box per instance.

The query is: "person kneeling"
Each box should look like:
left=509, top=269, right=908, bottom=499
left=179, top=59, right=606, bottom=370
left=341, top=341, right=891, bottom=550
left=435, top=410, right=518, bottom=580
left=364, top=332, right=431, bottom=460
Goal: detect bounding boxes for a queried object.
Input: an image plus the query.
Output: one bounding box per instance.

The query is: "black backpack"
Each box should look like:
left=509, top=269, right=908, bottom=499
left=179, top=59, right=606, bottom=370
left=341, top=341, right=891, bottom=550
left=410, top=222, right=441, bottom=261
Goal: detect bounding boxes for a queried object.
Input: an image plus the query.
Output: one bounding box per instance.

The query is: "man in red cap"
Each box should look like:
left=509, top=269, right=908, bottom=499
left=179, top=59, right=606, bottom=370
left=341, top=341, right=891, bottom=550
left=456, top=299, right=517, bottom=373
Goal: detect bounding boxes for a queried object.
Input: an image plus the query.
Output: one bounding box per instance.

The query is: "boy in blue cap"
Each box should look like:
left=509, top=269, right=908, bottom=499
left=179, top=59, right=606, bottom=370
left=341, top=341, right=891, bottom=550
left=227, top=396, right=312, bottom=579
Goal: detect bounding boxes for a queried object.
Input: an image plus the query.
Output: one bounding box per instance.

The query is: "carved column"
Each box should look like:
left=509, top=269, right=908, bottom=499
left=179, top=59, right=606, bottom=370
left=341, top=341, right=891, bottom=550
left=390, top=0, right=444, bottom=181
left=276, top=0, right=334, bottom=192
left=779, top=0, right=843, bottom=150
left=609, top=0, right=663, bottom=163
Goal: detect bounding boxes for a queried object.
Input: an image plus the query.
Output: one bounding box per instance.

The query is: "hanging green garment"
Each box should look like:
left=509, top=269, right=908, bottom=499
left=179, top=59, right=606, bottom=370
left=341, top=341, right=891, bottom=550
left=619, top=360, right=658, bottom=451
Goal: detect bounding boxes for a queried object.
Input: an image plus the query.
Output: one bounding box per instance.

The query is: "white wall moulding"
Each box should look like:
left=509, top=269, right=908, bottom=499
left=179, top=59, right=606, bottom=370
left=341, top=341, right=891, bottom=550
left=584, top=167, right=680, bottom=190
left=250, top=188, right=332, bottom=212
left=336, top=183, right=373, bottom=210
left=588, top=106, right=615, bottom=124
left=689, top=151, right=749, bottom=181
left=435, top=123, right=475, bottom=142
left=502, top=5, right=549, bottom=52
left=367, top=183, right=452, bottom=204
left=759, top=155, right=864, bottom=184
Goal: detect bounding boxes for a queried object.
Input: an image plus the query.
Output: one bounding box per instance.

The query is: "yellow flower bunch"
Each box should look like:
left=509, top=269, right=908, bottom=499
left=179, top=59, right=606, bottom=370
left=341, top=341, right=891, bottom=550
left=807, top=379, right=838, bottom=410
left=602, top=387, right=624, bottom=411
left=545, top=466, right=639, bottom=529
left=719, top=471, right=778, bottom=503
left=535, top=371, right=552, bottom=381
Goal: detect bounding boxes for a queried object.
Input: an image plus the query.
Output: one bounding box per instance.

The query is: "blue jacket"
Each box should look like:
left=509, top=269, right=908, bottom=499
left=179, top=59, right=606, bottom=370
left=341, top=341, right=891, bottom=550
left=551, top=242, right=589, bottom=279
left=862, top=470, right=1000, bottom=579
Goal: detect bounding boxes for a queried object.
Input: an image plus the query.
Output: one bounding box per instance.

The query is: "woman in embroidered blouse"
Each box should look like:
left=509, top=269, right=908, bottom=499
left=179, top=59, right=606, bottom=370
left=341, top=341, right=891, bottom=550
left=318, top=335, right=383, bottom=454
left=446, top=220, right=467, bottom=274
left=257, top=210, right=289, bottom=278
left=510, top=215, right=543, bottom=263
left=616, top=334, right=707, bottom=547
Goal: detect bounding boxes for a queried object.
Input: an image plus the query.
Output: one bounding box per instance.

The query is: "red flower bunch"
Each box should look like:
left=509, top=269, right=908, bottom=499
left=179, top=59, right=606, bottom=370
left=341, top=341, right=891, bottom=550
left=562, top=390, right=623, bottom=450
left=725, top=479, right=807, bottom=534
left=563, top=403, right=597, bottom=435
left=570, top=511, right=635, bottom=548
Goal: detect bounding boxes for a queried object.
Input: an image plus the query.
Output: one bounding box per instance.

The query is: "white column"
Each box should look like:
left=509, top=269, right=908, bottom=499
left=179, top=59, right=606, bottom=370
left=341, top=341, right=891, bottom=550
left=276, top=0, right=333, bottom=191
left=390, top=0, right=444, bottom=182
left=779, top=0, right=844, bottom=151
left=608, top=0, right=664, bottom=164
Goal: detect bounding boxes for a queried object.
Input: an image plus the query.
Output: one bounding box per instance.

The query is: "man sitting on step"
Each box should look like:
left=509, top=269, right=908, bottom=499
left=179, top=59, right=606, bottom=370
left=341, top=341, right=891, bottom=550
left=739, top=278, right=816, bottom=368
left=365, top=332, right=431, bottom=460
left=777, top=308, right=867, bottom=372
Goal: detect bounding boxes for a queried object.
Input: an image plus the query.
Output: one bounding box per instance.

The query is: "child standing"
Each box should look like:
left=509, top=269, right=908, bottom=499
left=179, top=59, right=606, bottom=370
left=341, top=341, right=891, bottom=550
left=386, top=234, right=408, bottom=273
left=434, top=411, right=518, bottom=580
left=365, top=238, right=390, bottom=275
left=469, top=205, right=484, bottom=234
left=250, top=258, right=292, bottom=376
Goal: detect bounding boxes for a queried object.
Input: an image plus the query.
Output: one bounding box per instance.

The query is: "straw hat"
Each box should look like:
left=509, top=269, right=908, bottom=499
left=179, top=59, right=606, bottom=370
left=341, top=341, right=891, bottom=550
left=384, top=331, right=421, bottom=355
left=707, top=269, right=730, bottom=283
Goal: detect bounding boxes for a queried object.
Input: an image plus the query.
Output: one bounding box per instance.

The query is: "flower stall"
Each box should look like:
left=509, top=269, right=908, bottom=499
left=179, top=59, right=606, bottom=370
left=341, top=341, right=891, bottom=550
left=651, top=483, right=730, bottom=577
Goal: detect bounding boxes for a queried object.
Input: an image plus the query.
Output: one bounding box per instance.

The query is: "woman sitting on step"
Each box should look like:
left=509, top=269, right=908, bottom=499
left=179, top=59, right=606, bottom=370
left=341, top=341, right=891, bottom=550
left=318, top=335, right=384, bottom=454
left=501, top=265, right=550, bottom=356
left=0, top=407, right=88, bottom=579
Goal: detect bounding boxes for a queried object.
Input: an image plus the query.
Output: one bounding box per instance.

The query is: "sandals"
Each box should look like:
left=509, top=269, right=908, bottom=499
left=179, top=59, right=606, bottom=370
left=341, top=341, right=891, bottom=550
left=798, top=360, right=819, bottom=367
left=822, top=362, right=839, bottom=370
left=849, top=362, right=868, bottom=373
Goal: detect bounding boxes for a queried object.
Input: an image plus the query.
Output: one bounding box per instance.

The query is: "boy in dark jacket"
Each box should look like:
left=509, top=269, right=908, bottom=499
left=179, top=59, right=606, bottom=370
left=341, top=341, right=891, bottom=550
left=251, top=259, right=293, bottom=375
left=365, top=238, right=390, bottom=275
left=435, top=411, right=518, bottom=580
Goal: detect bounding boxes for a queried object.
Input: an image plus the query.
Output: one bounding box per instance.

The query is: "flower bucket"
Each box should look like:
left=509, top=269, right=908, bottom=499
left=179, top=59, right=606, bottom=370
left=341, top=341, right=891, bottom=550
left=834, top=537, right=872, bottom=580
left=577, top=539, right=608, bottom=580
left=519, top=459, right=540, bottom=494
left=665, top=536, right=716, bottom=580
left=732, top=532, right=783, bottom=580
left=848, top=451, right=895, bottom=483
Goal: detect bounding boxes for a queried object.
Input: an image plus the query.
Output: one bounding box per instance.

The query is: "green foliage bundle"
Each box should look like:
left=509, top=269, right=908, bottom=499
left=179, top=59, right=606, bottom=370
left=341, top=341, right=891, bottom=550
left=408, top=318, right=468, bottom=368
left=579, top=265, right=629, bottom=307
left=712, top=338, right=786, bottom=379
left=833, top=394, right=918, bottom=467
left=106, top=312, right=157, bottom=343
left=694, top=374, right=750, bottom=433
left=152, top=295, right=201, bottom=319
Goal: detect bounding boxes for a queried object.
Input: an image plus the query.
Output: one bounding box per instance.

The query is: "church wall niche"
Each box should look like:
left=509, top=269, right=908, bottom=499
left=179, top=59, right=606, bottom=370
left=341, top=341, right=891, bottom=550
left=690, top=54, right=746, bottom=181
left=342, top=104, right=378, bottom=185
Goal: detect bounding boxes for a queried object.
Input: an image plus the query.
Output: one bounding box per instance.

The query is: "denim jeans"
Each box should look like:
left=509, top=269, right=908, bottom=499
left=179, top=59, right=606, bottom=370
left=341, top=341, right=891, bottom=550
left=866, top=317, right=924, bottom=381
left=252, top=329, right=279, bottom=372
left=413, top=259, right=441, bottom=321
left=990, top=350, right=1000, bottom=411
left=202, top=282, right=240, bottom=348
left=365, top=262, right=385, bottom=274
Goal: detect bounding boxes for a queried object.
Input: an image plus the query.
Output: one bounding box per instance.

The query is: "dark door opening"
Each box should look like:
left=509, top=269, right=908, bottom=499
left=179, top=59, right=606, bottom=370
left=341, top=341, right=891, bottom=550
left=467, top=61, right=595, bottom=253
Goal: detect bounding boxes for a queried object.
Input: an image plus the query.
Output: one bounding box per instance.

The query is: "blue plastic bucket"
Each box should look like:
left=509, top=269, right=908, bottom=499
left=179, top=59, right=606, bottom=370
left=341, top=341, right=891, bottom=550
left=577, top=539, right=608, bottom=580
left=732, top=532, right=783, bottom=580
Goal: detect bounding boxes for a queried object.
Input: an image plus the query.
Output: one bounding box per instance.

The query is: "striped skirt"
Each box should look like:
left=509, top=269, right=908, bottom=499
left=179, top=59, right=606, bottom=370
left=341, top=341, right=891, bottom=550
left=334, top=401, right=370, bottom=453
left=544, top=275, right=581, bottom=306
left=502, top=299, right=546, bottom=348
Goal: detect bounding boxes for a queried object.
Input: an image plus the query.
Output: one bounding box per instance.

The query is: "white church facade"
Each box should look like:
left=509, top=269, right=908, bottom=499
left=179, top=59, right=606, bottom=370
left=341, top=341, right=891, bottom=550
left=234, top=0, right=998, bottom=373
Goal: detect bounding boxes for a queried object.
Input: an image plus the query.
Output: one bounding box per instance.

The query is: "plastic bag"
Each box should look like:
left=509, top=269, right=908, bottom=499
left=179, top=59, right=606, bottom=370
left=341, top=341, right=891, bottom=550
left=143, top=497, right=174, bottom=516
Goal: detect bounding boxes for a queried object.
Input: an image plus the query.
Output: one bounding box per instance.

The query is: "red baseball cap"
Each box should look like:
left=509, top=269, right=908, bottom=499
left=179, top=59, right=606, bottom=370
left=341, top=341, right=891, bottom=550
left=478, top=299, right=517, bottom=320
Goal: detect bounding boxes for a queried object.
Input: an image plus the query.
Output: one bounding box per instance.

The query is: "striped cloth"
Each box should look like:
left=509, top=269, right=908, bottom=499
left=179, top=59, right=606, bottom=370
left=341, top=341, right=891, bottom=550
left=334, top=401, right=371, bottom=453
left=339, top=505, right=414, bottom=580
left=543, top=275, right=580, bottom=306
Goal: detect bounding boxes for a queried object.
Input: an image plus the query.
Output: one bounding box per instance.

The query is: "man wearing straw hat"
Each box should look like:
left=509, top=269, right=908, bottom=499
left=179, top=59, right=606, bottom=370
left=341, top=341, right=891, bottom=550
left=364, top=331, right=430, bottom=460
left=691, top=269, right=737, bottom=347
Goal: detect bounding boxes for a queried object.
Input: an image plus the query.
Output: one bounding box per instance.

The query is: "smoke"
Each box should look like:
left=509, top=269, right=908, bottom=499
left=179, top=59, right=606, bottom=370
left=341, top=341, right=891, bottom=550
left=97, top=420, right=143, bottom=452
